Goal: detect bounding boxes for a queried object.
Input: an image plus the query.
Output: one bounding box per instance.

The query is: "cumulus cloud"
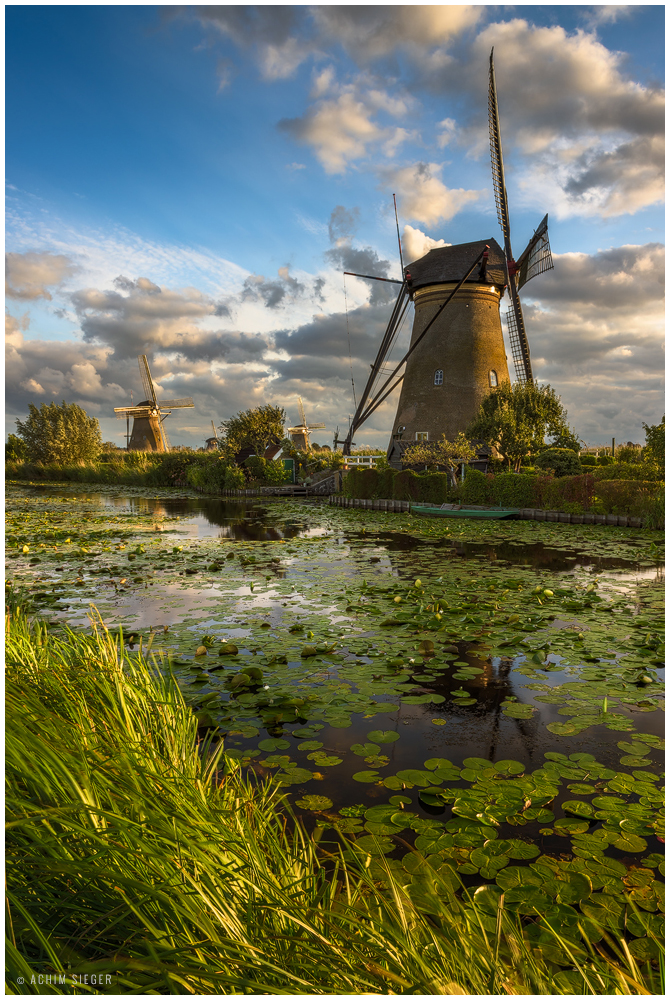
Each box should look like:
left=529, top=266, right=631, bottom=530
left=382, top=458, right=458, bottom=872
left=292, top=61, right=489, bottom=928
left=402, top=225, right=450, bottom=263
left=519, top=243, right=664, bottom=442
left=241, top=266, right=305, bottom=310
left=279, top=70, right=412, bottom=173
left=383, top=162, right=484, bottom=226
left=447, top=20, right=665, bottom=219
left=6, top=251, right=76, bottom=300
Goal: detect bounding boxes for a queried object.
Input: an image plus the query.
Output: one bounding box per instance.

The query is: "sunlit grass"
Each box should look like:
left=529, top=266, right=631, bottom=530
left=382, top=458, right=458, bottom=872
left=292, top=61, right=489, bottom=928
left=6, top=609, right=663, bottom=995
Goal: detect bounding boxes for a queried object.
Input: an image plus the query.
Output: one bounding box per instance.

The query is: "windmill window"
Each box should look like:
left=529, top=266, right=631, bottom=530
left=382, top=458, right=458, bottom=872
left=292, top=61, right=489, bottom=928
left=434, top=369, right=443, bottom=386
left=489, top=370, right=498, bottom=387
left=415, top=432, right=428, bottom=442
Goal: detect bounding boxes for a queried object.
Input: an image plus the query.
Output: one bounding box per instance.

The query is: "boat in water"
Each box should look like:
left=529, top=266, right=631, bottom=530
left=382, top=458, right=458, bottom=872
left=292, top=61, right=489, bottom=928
left=410, top=503, right=519, bottom=520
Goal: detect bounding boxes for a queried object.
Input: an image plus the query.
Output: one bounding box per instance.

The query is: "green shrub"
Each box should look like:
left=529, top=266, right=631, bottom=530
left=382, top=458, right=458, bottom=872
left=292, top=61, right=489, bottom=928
left=535, top=448, right=582, bottom=477
left=597, top=455, right=615, bottom=466
left=342, top=467, right=447, bottom=503
left=460, top=468, right=490, bottom=504
left=592, top=480, right=664, bottom=521
left=593, top=462, right=664, bottom=482
left=580, top=455, right=597, bottom=467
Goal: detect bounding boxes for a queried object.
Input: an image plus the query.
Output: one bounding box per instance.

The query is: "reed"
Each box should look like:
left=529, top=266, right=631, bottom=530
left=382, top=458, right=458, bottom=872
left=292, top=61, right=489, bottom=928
left=6, top=610, right=662, bottom=995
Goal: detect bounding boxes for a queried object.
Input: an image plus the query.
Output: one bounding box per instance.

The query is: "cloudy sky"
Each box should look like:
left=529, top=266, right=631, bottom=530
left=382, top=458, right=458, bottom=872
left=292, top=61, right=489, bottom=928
left=5, top=4, right=664, bottom=449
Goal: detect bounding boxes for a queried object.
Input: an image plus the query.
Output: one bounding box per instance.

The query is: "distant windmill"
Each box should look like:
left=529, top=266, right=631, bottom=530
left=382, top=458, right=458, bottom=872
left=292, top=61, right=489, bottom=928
left=337, top=47, right=554, bottom=465
left=205, top=420, right=219, bottom=451
left=288, top=396, right=325, bottom=452
left=114, top=355, right=194, bottom=452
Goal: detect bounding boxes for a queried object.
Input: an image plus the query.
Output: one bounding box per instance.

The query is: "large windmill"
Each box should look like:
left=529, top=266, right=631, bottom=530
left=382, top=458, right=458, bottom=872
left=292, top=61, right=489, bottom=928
left=114, top=355, right=194, bottom=452
left=338, top=49, right=553, bottom=465
left=287, top=396, right=325, bottom=452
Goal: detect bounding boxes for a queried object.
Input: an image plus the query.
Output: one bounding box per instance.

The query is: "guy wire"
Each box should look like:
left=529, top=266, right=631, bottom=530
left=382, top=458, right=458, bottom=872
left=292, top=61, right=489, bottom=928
left=343, top=273, right=357, bottom=408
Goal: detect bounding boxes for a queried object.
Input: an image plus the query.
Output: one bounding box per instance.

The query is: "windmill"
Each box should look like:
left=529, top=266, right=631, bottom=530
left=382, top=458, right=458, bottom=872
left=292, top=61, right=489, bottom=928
left=339, top=48, right=553, bottom=466
left=114, top=355, right=194, bottom=452
left=288, top=396, right=325, bottom=452
left=205, top=420, right=219, bottom=451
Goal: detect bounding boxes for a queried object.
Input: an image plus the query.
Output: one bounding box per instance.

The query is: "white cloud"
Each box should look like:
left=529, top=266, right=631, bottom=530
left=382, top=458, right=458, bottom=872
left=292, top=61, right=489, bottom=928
left=402, top=225, right=450, bottom=263
left=280, top=84, right=410, bottom=174
left=383, top=162, right=484, bottom=226
left=6, top=251, right=76, bottom=300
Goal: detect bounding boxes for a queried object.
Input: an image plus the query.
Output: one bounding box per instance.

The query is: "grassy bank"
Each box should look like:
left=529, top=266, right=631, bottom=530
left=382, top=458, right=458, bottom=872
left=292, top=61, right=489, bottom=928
left=6, top=610, right=662, bottom=995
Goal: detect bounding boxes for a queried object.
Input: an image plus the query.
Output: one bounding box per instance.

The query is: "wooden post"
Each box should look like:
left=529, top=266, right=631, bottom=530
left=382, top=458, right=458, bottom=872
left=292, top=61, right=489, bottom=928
left=612, top=437, right=615, bottom=458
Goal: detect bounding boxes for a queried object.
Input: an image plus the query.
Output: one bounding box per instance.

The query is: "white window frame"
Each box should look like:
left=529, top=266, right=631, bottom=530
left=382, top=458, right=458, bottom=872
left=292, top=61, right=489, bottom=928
left=434, top=369, right=443, bottom=386
left=415, top=431, right=429, bottom=441
left=489, top=369, right=498, bottom=387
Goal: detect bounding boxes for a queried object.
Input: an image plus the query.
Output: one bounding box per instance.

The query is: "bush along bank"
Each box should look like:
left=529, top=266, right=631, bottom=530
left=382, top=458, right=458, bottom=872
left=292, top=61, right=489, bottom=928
left=339, top=467, right=664, bottom=529
left=5, top=609, right=663, bottom=996
left=4, top=451, right=291, bottom=491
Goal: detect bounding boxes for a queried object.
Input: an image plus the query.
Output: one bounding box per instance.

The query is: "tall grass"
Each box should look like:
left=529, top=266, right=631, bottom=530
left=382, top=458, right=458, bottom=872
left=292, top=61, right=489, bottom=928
left=6, top=611, right=662, bottom=995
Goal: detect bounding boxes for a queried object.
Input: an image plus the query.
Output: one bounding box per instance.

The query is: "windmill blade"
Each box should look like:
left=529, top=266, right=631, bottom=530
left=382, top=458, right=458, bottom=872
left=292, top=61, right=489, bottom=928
left=488, top=48, right=512, bottom=255
left=211, top=420, right=218, bottom=439
left=306, top=423, right=326, bottom=430
left=157, top=414, right=171, bottom=452
left=516, top=214, right=554, bottom=290
left=138, top=355, right=158, bottom=407
left=505, top=286, right=533, bottom=383
left=114, top=406, right=153, bottom=418
left=158, top=398, right=194, bottom=408
left=297, top=396, right=306, bottom=427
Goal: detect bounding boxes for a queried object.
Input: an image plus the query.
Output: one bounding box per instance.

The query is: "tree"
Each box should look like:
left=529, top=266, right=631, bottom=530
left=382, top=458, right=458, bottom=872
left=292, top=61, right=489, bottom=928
left=402, top=432, right=477, bottom=486
left=642, top=416, right=664, bottom=466
left=220, top=405, right=286, bottom=462
left=5, top=433, right=28, bottom=462
left=466, top=381, right=569, bottom=473
left=547, top=427, right=582, bottom=453
left=15, top=401, right=102, bottom=464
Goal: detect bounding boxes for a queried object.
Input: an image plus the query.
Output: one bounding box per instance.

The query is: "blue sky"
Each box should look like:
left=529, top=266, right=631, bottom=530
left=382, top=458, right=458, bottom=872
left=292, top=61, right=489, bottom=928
left=6, top=4, right=665, bottom=447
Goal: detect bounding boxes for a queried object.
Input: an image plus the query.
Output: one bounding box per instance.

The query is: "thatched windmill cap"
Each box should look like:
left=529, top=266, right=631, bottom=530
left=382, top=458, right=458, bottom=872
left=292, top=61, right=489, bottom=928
left=405, top=238, right=507, bottom=291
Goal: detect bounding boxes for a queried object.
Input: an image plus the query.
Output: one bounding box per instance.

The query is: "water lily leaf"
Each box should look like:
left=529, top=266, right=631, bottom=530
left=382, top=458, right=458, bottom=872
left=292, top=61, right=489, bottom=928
left=505, top=840, right=541, bottom=860
left=353, top=835, right=395, bottom=855
left=396, top=769, right=434, bottom=787
left=276, top=767, right=314, bottom=785
left=366, top=730, right=400, bottom=744
left=494, top=760, right=525, bottom=776
left=567, top=783, right=597, bottom=795
left=424, top=758, right=455, bottom=771
left=339, top=804, right=366, bottom=818
left=562, top=800, right=595, bottom=818
left=382, top=776, right=404, bottom=789
left=351, top=742, right=381, bottom=757
left=295, top=795, right=333, bottom=811
left=612, top=832, right=648, bottom=852
left=554, top=818, right=590, bottom=834
left=258, top=738, right=290, bottom=752
left=297, top=741, right=323, bottom=752
left=504, top=886, right=552, bottom=914
left=501, top=703, right=534, bottom=719
left=353, top=770, right=380, bottom=783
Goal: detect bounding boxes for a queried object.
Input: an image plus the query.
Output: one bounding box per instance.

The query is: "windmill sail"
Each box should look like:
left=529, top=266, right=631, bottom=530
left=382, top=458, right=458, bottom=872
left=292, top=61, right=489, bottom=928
left=516, top=214, right=554, bottom=290
left=488, top=49, right=533, bottom=384
left=139, top=355, right=157, bottom=406
left=114, top=355, right=194, bottom=452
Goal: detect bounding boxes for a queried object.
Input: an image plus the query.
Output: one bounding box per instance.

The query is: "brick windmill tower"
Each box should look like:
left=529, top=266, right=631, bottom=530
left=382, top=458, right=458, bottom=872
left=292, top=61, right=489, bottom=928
left=340, top=50, right=553, bottom=466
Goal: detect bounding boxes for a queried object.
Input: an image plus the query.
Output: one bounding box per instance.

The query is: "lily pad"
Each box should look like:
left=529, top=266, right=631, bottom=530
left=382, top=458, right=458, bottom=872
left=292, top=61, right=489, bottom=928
left=366, top=730, right=400, bottom=743
left=353, top=770, right=380, bottom=783
left=294, top=795, right=333, bottom=811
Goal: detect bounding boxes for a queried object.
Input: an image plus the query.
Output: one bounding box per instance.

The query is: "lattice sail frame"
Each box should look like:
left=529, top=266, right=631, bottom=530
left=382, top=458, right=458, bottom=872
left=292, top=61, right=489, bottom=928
left=516, top=214, right=554, bottom=290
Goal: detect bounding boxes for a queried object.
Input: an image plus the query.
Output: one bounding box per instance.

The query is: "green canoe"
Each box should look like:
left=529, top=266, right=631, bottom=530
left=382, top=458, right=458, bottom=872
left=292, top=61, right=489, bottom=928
left=410, top=504, right=519, bottom=520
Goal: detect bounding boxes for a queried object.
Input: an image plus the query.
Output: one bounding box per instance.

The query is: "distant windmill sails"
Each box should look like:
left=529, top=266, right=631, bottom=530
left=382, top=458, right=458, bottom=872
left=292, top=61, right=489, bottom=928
left=288, top=396, right=325, bottom=451
left=114, top=355, right=194, bottom=452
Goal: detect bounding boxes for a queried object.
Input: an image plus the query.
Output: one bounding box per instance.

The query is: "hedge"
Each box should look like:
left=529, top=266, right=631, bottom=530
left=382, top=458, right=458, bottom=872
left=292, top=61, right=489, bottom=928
left=343, top=467, right=449, bottom=504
